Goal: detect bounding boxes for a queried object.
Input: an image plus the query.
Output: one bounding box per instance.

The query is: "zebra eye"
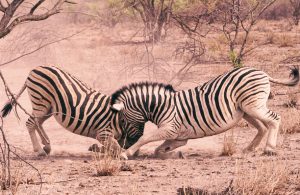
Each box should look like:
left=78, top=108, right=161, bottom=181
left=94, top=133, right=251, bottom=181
left=121, top=118, right=125, bottom=125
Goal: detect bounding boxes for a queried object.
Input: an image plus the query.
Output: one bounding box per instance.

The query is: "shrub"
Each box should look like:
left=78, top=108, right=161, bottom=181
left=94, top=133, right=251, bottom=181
left=230, top=159, right=294, bottom=195
left=93, top=138, right=122, bottom=176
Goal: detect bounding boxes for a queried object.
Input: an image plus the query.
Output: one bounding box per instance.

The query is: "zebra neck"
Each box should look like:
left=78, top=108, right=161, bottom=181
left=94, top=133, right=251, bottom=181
left=146, top=93, right=175, bottom=126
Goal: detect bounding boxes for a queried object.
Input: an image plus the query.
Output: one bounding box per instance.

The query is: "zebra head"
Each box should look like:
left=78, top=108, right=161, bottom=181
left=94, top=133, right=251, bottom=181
left=116, top=110, right=145, bottom=149
left=111, top=82, right=176, bottom=144
left=111, top=101, right=145, bottom=145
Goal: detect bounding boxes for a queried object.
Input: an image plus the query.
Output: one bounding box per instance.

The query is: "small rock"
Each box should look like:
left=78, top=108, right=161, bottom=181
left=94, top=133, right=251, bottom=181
left=120, top=163, right=133, bottom=172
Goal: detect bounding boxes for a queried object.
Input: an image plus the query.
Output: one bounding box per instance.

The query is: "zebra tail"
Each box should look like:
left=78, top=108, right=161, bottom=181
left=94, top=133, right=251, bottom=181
left=269, top=66, right=299, bottom=86
left=1, top=84, right=27, bottom=118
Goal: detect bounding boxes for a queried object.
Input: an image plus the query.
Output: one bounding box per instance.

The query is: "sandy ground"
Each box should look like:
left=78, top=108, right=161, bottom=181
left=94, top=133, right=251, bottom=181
left=2, top=119, right=300, bottom=195
left=1, top=8, right=300, bottom=194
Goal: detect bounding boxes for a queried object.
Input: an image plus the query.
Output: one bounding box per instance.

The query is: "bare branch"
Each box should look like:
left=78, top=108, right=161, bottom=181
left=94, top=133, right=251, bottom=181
left=29, top=0, right=45, bottom=14
left=217, top=0, right=277, bottom=66
left=0, top=0, right=68, bottom=39
left=65, top=0, right=76, bottom=4
left=0, top=76, right=42, bottom=193
left=0, top=1, right=5, bottom=12
left=0, top=29, right=85, bottom=67
left=0, top=0, right=24, bottom=31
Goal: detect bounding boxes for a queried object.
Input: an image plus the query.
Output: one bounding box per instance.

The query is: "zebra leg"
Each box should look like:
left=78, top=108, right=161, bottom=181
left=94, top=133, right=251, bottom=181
left=26, top=117, right=47, bottom=156
left=96, top=135, right=123, bottom=158
left=243, top=107, right=281, bottom=155
left=243, top=114, right=268, bottom=152
left=121, top=127, right=177, bottom=160
left=154, top=139, right=188, bottom=159
left=89, top=142, right=140, bottom=158
left=264, top=112, right=281, bottom=155
left=26, top=115, right=51, bottom=156
left=34, top=117, right=51, bottom=155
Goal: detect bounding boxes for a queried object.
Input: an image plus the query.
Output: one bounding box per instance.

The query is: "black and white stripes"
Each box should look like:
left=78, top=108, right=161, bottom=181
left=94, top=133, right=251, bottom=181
left=1, top=66, right=129, bottom=156
left=111, top=66, right=299, bottom=159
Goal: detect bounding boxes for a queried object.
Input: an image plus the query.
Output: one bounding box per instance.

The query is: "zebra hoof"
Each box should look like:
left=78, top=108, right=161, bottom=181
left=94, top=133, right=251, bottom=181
left=120, top=152, right=128, bottom=160
left=263, top=150, right=277, bottom=156
left=43, top=145, right=51, bottom=154
left=133, top=150, right=140, bottom=157
left=37, top=150, right=47, bottom=157
left=242, top=147, right=254, bottom=153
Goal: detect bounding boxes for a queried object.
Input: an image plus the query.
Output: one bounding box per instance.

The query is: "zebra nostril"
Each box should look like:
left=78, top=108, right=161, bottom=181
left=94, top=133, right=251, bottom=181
left=165, top=147, right=171, bottom=151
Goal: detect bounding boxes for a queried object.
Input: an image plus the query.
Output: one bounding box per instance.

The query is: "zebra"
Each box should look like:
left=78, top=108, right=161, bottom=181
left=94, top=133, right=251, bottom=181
left=1, top=66, right=139, bottom=156
left=110, top=66, right=299, bottom=159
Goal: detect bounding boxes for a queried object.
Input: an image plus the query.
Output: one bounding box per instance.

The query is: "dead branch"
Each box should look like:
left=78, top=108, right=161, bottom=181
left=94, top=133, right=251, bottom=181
left=290, top=0, right=300, bottom=25
left=0, top=72, right=43, bottom=193
left=216, top=0, right=276, bottom=67
left=171, top=2, right=214, bottom=38
left=0, top=0, right=70, bottom=39
left=124, top=0, right=173, bottom=42
left=169, top=37, right=206, bottom=87
left=0, top=29, right=85, bottom=67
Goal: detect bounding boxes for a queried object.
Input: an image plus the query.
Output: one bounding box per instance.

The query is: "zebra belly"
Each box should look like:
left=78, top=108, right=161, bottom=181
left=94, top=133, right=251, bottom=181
left=176, top=109, right=244, bottom=139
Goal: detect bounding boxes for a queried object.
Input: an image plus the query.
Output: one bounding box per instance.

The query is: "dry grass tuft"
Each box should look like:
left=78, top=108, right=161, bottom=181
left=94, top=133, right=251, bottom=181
left=281, top=107, right=300, bottom=134
left=221, top=130, right=237, bottom=156
left=93, top=139, right=122, bottom=177
left=283, top=93, right=298, bottom=108
left=177, top=158, right=299, bottom=195
left=0, top=162, right=24, bottom=194
left=177, top=186, right=212, bottom=195
left=276, top=34, right=294, bottom=47
left=265, top=32, right=275, bottom=44
left=230, top=159, right=294, bottom=195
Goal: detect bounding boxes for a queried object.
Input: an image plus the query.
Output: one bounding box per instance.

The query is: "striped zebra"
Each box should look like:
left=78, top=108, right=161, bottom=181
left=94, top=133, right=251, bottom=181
left=1, top=66, right=138, bottom=156
left=111, top=67, right=299, bottom=159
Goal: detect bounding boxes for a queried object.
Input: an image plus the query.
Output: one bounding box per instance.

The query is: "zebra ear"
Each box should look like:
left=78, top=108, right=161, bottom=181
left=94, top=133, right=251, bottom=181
left=111, top=102, right=124, bottom=111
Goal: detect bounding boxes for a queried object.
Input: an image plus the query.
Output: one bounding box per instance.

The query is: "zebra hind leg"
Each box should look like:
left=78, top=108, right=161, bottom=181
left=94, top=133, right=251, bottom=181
left=34, top=117, right=51, bottom=155
left=244, top=107, right=281, bottom=155
left=243, top=113, right=268, bottom=152
left=154, top=139, right=188, bottom=159
left=26, top=115, right=51, bottom=156
left=26, top=117, right=47, bottom=156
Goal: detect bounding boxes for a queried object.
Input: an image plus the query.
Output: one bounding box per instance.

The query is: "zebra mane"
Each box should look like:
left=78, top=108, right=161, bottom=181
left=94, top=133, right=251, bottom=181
left=111, top=82, right=176, bottom=105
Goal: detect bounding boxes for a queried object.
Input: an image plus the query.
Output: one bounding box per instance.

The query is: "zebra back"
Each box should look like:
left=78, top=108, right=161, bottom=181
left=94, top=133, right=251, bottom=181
left=26, top=66, right=122, bottom=139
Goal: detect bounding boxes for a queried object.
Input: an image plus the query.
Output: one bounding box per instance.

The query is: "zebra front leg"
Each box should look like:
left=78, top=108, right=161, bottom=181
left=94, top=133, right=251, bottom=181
left=121, top=127, right=177, bottom=160
left=88, top=143, right=140, bottom=158
left=96, top=134, right=123, bottom=158
left=154, top=139, right=188, bottom=159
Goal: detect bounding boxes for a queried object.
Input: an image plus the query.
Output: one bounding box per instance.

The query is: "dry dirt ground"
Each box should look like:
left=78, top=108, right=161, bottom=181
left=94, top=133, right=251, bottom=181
left=1, top=10, right=300, bottom=195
